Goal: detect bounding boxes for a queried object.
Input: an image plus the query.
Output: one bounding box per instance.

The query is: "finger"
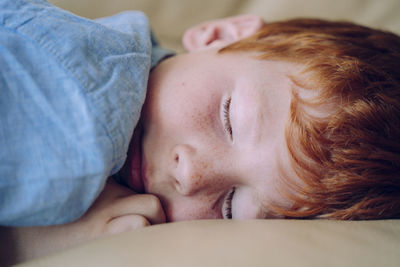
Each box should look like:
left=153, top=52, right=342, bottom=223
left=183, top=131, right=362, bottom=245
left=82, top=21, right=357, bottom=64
left=94, top=180, right=136, bottom=207
left=108, top=194, right=166, bottom=225
left=106, top=214, right=150, bottom=235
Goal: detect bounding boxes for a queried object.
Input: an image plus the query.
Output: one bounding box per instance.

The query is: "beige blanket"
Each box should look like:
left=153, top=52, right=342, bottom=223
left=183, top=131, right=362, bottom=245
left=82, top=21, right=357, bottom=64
left=50, top=0, right=400, bottom=52
left=21, top=1, right=400, bottom=266
left=19, top=220, right=400, bottom=267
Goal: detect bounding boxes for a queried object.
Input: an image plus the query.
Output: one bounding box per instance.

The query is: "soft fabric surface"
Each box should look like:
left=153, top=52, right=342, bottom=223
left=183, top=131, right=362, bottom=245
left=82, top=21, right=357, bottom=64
left=18, top=220, right=400, bottom=267
left=19, top=1, right=400, bottom=266
left=0, top=0, right=171, bottom=226
left=50, top=0, right=400, bottom=52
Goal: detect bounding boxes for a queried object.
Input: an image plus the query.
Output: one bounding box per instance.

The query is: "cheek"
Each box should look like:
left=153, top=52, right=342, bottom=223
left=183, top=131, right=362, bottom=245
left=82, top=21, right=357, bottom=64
left=162, top=94, right=219, bottom=141
left=148, top=66, right=222, bottom=137
left=165, top=196, right=221, bottom=222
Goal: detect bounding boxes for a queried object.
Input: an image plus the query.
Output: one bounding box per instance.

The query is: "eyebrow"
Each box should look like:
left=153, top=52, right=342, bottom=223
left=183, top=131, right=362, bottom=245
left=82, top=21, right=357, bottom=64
left=234, top=88, right=264, bottom=146
left=257, top=148, right=298, bottom=219
left=255, top=187, right=288, bottom=219
left=253, top=191, right=274, bottom=219
left=253, top=135, right=294, bottom=219
left=253, top=104, right=264, bottom=146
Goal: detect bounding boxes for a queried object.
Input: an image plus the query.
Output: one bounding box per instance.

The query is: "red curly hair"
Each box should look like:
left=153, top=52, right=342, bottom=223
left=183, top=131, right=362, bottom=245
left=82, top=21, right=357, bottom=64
left=221, top=18, right=400, bottom=219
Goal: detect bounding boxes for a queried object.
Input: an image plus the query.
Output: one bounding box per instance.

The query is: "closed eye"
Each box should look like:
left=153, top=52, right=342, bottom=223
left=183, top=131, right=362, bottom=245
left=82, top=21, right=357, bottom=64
left=223, top=97, right=233, bottom=140
left=222, top=187, right=235, bottom=219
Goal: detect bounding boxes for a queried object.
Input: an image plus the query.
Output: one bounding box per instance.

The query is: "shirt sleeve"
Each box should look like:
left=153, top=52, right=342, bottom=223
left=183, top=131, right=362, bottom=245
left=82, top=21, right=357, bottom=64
left=0, top=0, right=171, bottom=226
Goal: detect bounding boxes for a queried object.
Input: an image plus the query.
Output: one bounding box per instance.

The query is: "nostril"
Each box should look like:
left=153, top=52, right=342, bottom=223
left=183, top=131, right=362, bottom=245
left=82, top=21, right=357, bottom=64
left=171, top=144, right=197, bottom=196
left=173, top=177, right=182, bottom=192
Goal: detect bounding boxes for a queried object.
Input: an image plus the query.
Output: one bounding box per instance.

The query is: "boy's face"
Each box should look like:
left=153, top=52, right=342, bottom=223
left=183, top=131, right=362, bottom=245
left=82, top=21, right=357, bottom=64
left=129, top=48, right=299, bottom=221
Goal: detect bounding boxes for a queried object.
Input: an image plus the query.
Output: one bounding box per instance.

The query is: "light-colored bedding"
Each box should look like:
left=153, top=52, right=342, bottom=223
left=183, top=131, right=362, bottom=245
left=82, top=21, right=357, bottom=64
left=19, top=220, right=400, bottom=267
left=19, top=0, right=400, bottom=265
left=50, top=0, right=400, bottom=52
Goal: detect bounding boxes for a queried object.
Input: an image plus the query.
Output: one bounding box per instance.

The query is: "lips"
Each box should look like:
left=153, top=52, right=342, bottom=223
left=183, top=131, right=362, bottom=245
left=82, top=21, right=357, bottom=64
left=128, top=122, right=145, bottom=193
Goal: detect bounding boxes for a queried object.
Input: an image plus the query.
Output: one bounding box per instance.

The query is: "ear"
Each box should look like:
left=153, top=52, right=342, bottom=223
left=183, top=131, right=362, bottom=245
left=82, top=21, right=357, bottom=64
left=182, top=15, right=264, bottom=52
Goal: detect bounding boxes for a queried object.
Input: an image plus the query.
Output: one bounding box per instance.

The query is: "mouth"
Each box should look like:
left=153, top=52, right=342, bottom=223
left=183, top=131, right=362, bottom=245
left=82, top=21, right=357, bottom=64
left=128, top=122, right=145, bottom=193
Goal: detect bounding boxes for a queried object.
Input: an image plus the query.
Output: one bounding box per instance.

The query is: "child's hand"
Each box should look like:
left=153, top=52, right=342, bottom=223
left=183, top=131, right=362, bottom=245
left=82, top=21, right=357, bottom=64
left=1, top=179, right=166, bottom=264
left=76, top=178, right=166, bottom=238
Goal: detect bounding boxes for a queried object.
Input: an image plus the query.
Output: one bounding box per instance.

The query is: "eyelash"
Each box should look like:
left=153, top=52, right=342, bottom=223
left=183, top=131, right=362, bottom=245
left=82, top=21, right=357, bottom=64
left=223, top=97, right=233, bottom=139
left=224, top=187, right=236, bottom=219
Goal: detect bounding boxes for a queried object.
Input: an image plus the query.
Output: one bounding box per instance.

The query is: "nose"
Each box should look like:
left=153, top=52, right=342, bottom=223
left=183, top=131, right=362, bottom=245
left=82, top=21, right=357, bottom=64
left=171, top=144, right=212, bottom=196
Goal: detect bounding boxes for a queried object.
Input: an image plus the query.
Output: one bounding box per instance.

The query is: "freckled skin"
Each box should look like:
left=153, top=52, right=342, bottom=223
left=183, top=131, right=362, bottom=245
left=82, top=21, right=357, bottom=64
left=139, top=48, right=297, bottom=222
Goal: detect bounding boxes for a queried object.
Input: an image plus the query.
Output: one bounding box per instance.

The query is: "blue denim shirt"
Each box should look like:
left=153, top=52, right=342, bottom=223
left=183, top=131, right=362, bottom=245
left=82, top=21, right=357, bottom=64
left=0, top=0, right=172, bottom=226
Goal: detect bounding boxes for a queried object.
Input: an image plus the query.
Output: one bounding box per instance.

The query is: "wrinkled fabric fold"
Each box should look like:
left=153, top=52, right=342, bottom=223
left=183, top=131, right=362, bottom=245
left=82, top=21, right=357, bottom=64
left=0, top=0, right=173, bottom=226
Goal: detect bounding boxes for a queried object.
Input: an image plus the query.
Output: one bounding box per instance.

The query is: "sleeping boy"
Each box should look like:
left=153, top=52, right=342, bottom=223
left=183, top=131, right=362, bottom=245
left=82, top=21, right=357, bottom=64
left=1, top=0, right=400, bottom=261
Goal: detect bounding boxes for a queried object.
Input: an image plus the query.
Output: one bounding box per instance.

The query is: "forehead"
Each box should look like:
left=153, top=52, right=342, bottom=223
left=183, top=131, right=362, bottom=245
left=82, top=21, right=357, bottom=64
left=225, top=55, right=298, bottom=218
left=179, top=50, right=301, bottom=218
